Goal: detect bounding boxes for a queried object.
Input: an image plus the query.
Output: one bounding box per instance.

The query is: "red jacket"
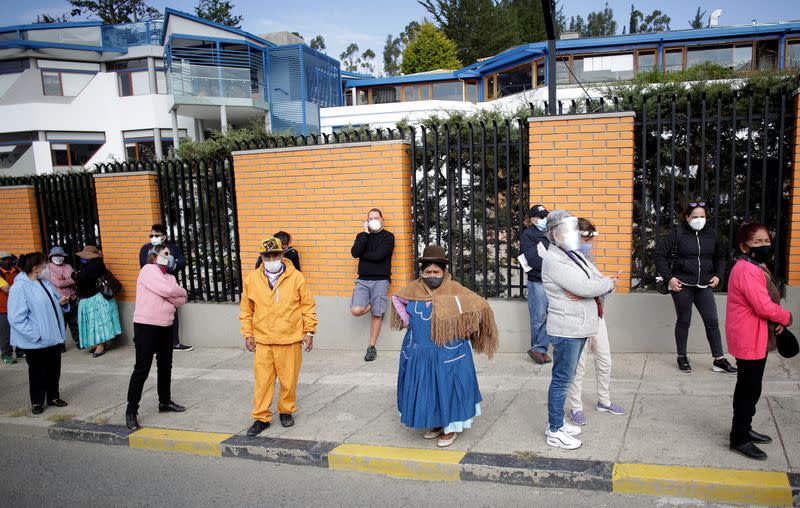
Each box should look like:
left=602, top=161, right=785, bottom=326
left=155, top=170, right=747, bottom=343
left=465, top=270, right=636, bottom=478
left=0, top=266, right=19, bottom=313
left=726, top=258, right=791, bottom=360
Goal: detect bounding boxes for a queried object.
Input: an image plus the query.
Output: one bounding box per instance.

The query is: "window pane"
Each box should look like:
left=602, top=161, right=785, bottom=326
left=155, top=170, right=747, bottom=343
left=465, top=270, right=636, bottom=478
left=496, top=64, right=532, bottom=97
left=637, top=51, right=656, bottom=72
left=485, top=76, right=496, bottom=99
left=431, top=81, right=463, bottom=101
left=0, top=59, right=29, bottom=74
left=556, top=59, right=570, bottom=84
left=125, top=143, right=137, bottom=161
left=155, top=71, right=167, bottom=94
left=107, top=59, right=148, bottom=70
left=466, top=83, right=477, bottom=103
left=118, top=73, right=133, bottom=96
left=51, top=144, right=68, bottom=166
left=373, top=86, right=400, bottom=104
left=535, top=61, right=545, bottom=86
left=419, top=85, right=429, bottom=100
left=686, top=44, right=752, bottom=71
left=0, top=144, right=32, bottom=170
left=358, top=90, right=367, bottom=105
left=664, top=49, right=683, bottom=72
left=42, top=71, right=62, bottom=96
left=756, top=40, right=779, bottom=70
left=789, top=41, right=800, bottom=68
left=402, top=86, right=414, bottom=101
left=68, top=142, right=103, bottom=166
left=573, top=54, right=633, bottom=83
left=131, top=71, right=150, bottom=95
left=345, top=92, right=354, bottom=106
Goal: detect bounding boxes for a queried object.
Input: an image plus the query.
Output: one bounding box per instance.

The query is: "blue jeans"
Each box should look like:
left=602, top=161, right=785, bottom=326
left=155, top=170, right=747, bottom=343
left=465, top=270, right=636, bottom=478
left=527, top=281, right=553, bottom=353
left=548, top=336, right=587, bottom=432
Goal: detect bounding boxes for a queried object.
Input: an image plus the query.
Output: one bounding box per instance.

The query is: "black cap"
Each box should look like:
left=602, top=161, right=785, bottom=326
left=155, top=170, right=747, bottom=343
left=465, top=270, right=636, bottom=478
left=529, top=205, right=549, bottom=219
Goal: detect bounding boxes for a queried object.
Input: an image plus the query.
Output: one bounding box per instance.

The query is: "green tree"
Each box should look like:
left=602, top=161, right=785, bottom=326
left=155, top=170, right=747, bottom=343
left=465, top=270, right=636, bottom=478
left=628, top=4, right=642, bottom=33
left=554, top=1, right=567, bottom=33
left=568, top=15, right=585, bottom=34
left=309, top=35, right=326, bottom=51
left=629, top=7, right=671, bottom=33
left=360, top=49, right=376, bottom=74
left=508, top=0, right=546, bottom=44
left=35, top=13, right=71, bottom=23
left=419, top=0, right=517, bottom=64
left=401, top=22, right=463, bottom=74
left=585, top=2, right=616, bottom=36
left=68, top=0, right=159, bottom=24
left=384, top=21, right=422, bottom=77
left=689, top=6, right=706, bottom=29
left=195, top=0, right=242, bottom=27
left=340, top=43, right=360, bottom=72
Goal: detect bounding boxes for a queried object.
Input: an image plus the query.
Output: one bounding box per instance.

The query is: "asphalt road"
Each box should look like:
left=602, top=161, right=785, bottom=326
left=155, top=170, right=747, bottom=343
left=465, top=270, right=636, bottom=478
left=0, top=431, right=735, bottom=508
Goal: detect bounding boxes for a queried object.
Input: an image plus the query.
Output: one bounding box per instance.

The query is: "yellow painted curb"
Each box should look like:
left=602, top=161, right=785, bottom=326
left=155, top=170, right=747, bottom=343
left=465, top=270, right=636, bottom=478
left=613, top=463, right=793, bottom=506
left=129, top=428, right=232, bottom=457
left=328, top=444, right=466, bottom=481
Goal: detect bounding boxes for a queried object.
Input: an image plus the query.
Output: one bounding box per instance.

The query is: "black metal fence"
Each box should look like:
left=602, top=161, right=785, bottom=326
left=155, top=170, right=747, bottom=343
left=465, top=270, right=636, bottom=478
left=98, top=159, right=242, bottom=303
left=632, top=90, right=796, bottom=289
left=0, top=172, right=101, bottom=261
left=410, top=120, right=530, bottom=298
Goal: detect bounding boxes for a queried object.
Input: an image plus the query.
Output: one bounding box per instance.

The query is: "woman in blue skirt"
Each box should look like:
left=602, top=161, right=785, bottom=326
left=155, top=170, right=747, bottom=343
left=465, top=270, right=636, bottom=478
left=390, top=245, right=498, bottom=447
left=73, top=246, right=121, bottom=358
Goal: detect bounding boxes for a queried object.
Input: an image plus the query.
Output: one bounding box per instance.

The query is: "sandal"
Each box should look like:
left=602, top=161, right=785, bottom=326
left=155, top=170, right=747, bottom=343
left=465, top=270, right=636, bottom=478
left=424, top=428, right=444, bottom=439
left=92, top=350, right=106, bottom=358
left=437, top=432, right=458, bottom=447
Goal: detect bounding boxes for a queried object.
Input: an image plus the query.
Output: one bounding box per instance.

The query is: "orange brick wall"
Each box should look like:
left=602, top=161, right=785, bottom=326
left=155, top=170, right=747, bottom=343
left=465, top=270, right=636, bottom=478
left=0, top=185, right=42, bottom=255
left=93, top=172, right=161, bottom=302
left=233, top=140, right=414, bottom=297
left=529, top=112, right=635, bottom=293
left=788, top=93, right=800, bottom=285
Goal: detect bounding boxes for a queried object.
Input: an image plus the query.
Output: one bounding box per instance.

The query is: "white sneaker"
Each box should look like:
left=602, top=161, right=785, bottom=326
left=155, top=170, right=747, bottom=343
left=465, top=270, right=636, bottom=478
left=560, top=420, right=582, bottom=436
left=546, top=427, right=582, bottom=450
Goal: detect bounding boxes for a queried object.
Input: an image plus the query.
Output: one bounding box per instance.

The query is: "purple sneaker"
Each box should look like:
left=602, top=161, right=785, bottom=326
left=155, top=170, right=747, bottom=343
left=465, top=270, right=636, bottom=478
left=569, top=409, right=587, bottom=426
left=595, top=401, right=626, bottom=415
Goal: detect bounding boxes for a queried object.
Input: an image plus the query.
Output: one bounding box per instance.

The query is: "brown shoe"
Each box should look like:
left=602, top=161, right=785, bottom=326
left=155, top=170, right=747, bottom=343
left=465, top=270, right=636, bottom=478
left=527, top=350, right=552, bottom=364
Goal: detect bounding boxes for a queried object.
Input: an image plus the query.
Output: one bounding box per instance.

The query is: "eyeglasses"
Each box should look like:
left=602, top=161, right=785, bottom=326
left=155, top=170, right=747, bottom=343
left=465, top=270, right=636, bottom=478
left=580, top=231, right=598, bottom=238
left=149, top=234, right=164, bottom=238
left=689, top=202, right=706, bottom=207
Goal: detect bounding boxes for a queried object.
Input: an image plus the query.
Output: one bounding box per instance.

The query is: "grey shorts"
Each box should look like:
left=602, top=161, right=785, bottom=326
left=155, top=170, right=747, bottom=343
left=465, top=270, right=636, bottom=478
left=351, top=279, right=390, bottom=317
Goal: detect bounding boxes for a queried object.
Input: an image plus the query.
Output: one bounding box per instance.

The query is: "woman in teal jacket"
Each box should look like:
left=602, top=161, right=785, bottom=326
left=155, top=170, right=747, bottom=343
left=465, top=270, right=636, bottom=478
left=8, top=252, right=70, bottom=414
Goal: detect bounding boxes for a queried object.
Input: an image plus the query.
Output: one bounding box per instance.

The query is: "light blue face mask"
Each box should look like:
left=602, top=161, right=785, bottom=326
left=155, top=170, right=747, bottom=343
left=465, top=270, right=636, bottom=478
left=535, top=217, right=547, bottom=231
left=578, top=242, right=592, bottom=256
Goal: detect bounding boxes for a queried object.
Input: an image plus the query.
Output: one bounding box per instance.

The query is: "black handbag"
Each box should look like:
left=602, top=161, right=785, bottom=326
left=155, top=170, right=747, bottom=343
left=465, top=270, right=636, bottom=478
left=776, top=329, right=799, bottom=358
left=96, top=270, right=121, bottom=299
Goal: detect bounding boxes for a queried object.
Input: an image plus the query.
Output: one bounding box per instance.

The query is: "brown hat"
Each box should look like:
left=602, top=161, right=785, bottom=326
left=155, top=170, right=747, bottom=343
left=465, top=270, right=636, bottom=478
left=418, top=245, right=448, bottom=265
left=259, top=237, right=283, bottom=255
left=75, top=245, right=103, bottom=259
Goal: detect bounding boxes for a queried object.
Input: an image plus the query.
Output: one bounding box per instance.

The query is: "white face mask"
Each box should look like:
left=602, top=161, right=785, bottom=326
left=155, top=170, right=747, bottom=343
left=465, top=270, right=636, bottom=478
left=561, top=230, right=581, bottom=252
left=150, top=236, right=163, bottom=246
left=688, top=217, right=706, bottom=231
left=39, top=266, right=50, bottom=280
left=52, top=256, right=65, bottom=266
left=368, top=219, right=382, bottom=232
left=156, top=254, right=170, bottom=266
left=264, top=260, right=283, bottom=273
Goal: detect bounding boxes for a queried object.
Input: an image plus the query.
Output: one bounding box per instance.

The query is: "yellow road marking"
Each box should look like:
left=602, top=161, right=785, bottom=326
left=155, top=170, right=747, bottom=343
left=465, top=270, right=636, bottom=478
left=129, top=428, right=232, bottom=457
left=328, top=444, right=466, bottom=481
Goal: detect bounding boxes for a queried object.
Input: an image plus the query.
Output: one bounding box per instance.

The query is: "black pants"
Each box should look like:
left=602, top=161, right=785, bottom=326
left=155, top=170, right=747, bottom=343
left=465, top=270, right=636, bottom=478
left=25, top=345, right=62, bottom=405
left=171, top=312, right=180, bottom=347
left=65, top=301, right=79, bottom=344
left=670, top=285, right=724, bottom=357
left=126, top=323, right=174, bottom=414
left=730, top=357, right=767, bottom=446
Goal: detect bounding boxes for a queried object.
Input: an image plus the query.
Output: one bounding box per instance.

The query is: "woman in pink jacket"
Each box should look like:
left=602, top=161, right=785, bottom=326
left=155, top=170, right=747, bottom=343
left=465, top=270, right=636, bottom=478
left=125, top=244, right=188, bottom=430
left=47, top=246, right=79, bottom=349
left=726, top=222, right=793, bottom=461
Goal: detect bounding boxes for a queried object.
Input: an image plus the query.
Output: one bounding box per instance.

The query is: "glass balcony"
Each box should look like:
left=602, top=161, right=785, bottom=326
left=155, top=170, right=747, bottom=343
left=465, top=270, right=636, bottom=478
left=101, top=20, right=163, bottom=48
left=169, top=61, right=266, bottom=108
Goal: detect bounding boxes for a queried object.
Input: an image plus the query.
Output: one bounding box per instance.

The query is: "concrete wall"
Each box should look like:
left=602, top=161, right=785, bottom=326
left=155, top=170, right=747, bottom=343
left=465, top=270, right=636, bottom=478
left=110, top=291, right=797, bottom=354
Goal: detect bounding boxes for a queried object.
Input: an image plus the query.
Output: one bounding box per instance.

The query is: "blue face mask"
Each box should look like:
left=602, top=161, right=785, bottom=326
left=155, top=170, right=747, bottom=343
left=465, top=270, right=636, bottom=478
left=80, top=258, right=89, bottom=265
left=535, top=218, right=547, bottom=231
left=579, top=242, right=592, bottom=256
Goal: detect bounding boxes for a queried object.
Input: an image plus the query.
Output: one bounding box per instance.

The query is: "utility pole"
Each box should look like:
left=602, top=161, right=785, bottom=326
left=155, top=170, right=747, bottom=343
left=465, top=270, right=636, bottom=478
left=541, top=0, right=558, bottom=115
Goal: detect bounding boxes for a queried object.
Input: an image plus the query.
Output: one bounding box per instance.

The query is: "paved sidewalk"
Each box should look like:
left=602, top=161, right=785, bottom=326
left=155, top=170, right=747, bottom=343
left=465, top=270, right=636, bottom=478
left=1, top=345, right=798, bottom=473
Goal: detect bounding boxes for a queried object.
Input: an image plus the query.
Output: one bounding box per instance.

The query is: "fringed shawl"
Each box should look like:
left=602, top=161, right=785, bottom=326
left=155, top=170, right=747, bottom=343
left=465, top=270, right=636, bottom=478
left=390, top=274, right=499, bottom=358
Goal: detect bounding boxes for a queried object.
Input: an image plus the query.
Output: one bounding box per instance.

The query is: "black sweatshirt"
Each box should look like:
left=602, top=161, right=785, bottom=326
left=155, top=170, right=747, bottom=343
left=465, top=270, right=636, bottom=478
left=350, top=230, right=394, bottom=281
left=653, top=221, right=726, bottom=286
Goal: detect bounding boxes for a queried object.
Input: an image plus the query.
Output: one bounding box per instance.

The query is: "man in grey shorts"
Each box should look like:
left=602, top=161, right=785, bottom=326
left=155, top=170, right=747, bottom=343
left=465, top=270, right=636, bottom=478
left=350, top=208, right=395, bottom=361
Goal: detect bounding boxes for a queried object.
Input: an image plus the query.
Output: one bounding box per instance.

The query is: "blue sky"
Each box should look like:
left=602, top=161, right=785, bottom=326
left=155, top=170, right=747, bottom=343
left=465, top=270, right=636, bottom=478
left=3, top=0, right=799, bottom=74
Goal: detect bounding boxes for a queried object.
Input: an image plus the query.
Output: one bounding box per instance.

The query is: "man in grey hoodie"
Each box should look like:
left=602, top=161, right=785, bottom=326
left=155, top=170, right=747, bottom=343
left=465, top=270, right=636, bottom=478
left=541, top=211, right=617, bottom=450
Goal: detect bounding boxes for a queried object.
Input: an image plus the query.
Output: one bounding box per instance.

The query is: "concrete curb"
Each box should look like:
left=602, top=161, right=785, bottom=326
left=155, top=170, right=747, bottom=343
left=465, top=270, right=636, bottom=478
left=44, top=420, right=797, bottom=506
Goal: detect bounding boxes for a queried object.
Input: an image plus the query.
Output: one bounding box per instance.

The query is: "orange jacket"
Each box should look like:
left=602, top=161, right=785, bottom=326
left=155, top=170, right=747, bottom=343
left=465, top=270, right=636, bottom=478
left=239, top=260, right=317, bottom=345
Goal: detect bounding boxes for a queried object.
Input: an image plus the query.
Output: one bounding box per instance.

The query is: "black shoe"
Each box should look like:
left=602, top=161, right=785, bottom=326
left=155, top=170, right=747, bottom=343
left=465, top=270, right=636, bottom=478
left=279, top=413, right=295, bottom=428
left=47, top=398, right=68, bottom=407
left=730, top=441, right=767, bottom=461
left=246, top=420, right=270, bottom=437
left=712, top=358, right=737, bottom=374
left=31, top=404, right=44, bottom=415
left=749, top=430, right=773, bottom=444
left=364, top=345, right=377, bottom=362
left=158, top=401, right=186, bottom=413
left=125, top=412, right=140, bottom=430
left=173, top=344, right=194, bottom=352
left=677, top=356, right=692, bottom=373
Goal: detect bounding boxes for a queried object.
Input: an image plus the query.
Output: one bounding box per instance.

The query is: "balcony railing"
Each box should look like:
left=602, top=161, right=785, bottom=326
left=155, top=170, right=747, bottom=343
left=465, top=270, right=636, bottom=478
left=101, top=20, right=163, bottom=48
left=170, top=61, right=263, bottom=102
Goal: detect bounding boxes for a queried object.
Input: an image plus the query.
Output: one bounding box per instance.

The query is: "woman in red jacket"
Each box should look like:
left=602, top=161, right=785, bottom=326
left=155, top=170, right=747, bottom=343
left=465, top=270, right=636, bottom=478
left=726, top=222, right=793, bottom=460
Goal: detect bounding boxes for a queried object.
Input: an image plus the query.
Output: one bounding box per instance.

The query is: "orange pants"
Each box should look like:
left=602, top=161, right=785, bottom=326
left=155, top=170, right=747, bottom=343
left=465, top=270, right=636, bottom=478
left=251, top=342, right=303, bottom=423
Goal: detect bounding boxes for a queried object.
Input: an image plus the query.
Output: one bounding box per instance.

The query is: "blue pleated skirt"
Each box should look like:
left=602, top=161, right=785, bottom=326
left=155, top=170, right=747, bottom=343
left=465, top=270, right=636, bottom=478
left=78, top=293, right=122, bottom=347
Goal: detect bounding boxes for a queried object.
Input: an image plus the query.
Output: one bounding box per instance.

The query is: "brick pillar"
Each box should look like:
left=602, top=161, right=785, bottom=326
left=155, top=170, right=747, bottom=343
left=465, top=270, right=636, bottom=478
left=232, top=140, right=414, bottom=296
left=529, top=112, right=636, bottom=293
left=0, top=185, right=43, bottom=254
left=787, top=92, right=800, bottom=285
left=93, top=172, right=161, bottom=302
